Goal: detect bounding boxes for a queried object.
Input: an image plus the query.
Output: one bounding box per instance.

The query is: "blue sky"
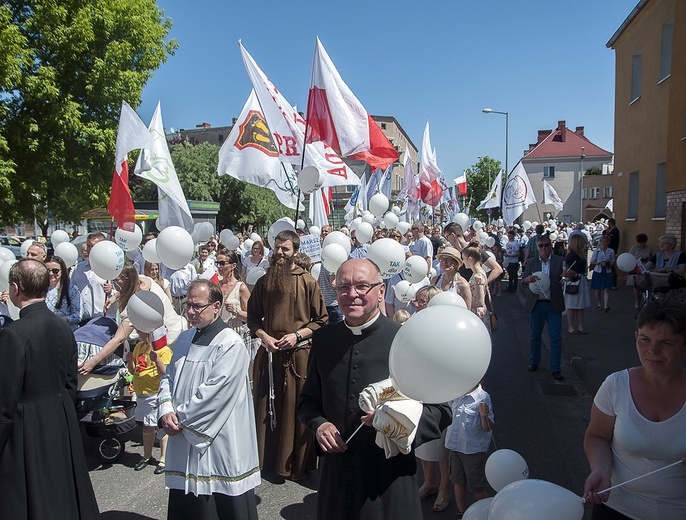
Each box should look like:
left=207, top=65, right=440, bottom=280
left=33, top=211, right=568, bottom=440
left=139, top=0, right=638, bottom=183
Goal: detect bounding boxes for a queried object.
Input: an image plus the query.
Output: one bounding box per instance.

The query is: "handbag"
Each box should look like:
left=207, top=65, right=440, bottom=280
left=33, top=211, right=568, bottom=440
left=564, top=280, right=580, bottom=295
left=486, top=285, right=498, bottom=332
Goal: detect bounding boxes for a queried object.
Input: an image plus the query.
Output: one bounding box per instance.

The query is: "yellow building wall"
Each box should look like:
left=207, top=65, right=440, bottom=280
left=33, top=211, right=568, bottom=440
left=666, top=0, right=686, bottom=193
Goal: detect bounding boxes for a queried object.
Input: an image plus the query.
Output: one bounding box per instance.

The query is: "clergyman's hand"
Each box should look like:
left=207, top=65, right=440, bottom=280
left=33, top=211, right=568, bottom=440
left=316, top=422, right=347, bottom=453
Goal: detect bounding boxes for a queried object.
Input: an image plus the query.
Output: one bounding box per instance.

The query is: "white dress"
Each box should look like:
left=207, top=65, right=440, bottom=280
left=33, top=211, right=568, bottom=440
left=158, top=325, right=261, bottom=497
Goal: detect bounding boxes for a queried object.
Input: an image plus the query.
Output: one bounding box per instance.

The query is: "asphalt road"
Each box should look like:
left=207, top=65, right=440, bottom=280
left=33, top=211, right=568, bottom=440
left=85, top=282, right=640, bottom=519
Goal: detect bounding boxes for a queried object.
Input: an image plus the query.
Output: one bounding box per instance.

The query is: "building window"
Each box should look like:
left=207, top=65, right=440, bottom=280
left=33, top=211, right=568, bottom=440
left=590, top=187, right=600, bottom=199
left=660, top=18, right=673, bottom=82
left=631, top=52, right=642, bottom=103
left=582, top=188, right=588, bottom=200
left=654, top=162, right=667, bottom=218
left=543, top=166, right=555, bottom=178
left=380, top=123, right=387, bottom=130
left=218, top=134, right=224, bottom=143
left=603, top=186, right=613, bottom=198
left=628, top=171, right=639, bottom=218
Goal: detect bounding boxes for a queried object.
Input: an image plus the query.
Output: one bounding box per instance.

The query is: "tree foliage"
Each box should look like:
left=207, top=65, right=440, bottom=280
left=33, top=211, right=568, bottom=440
left=464, top=156, right=503, bottom=221
left=0, top=0, right=177, bottom=232
left=130, top=141, right=286, bottom=233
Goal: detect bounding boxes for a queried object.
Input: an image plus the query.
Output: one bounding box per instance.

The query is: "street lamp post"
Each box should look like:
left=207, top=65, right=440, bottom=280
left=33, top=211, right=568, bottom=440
left=482, top=108, right=509, bottom=178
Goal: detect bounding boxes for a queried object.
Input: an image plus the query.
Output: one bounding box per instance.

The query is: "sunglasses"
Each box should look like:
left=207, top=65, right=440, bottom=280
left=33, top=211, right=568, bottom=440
left=538, top=243, right=552, bottom=248
left=48, top=268, right=61, bottom=275
left=216, top=260, right=234, bottom=267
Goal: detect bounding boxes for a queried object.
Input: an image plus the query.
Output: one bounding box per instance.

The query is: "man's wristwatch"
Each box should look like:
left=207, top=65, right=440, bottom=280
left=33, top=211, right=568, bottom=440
left=294, top=331, right=303, bottom=342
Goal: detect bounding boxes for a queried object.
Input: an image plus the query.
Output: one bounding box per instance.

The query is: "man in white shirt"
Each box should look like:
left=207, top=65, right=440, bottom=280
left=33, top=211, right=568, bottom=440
left=71, top=232, right=115, bottom=325
left=504, top=231, right=521, bottom=293
left=165, top=263, right=198, bottom=315
left=409, top=223, right=433, bottom=268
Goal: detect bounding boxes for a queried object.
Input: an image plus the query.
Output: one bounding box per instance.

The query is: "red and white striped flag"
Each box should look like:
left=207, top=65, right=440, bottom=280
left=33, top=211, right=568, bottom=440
left=199, top=264, right=220, bottom=285
left=150, top=324, right=168, bottom=352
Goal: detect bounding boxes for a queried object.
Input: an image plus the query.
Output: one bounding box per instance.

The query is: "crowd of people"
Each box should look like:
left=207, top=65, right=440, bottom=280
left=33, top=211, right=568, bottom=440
left=0, top=215, right=685, bottom=520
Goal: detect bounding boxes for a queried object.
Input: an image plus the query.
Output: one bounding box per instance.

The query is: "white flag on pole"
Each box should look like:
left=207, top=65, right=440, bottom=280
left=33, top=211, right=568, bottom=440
left=604, top=199, right=614, bottom=211
left=217, top=90, right=301, bottom=210
left=134, top=102, right=194, bottom=232
left=477, top=171, right=503, bottom=211
left=502, top=162, right=537, bottom=226
left=309, top=188, right=330, bottom=228
left=543, top=180, right=564, bottom=211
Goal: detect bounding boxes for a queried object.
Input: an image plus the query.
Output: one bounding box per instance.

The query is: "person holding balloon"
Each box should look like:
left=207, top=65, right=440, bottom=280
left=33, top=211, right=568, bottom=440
left=45, top=255, right=81, bottom=331
left=431, top=247, right=472, bottom=311
left=242, top=240, right=269, bottom=284
left=583, top=300, right=686, bottom=519
left=71, top=232, right=116, bottom=326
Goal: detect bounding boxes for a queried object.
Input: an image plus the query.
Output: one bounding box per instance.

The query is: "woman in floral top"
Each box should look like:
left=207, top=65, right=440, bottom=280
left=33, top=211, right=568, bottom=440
left=45, top=255, right=81, bottom=330
left=462, top=242, right=491, bottom=334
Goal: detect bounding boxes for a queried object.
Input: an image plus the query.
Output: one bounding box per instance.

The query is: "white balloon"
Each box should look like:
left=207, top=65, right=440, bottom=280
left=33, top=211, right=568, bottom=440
left=322, top=243, right=348, bottom=273
left=296, top=219, right=306, bottom=230
left=617, top=252, right=637, bottom=273
left=51, top=230, right=70, bottom=247
left=89, top=241, right=126, bottom=280
left=427, top=291, right=467, bottom=309
left=486, top=236, right=496, bottom=248
left=366, top=238, right=407, bottom=280
left=142, top=239, right=161, bottom=264
left=488, top=479, right=584, bottom=520
left=191, top=230, right=201, bottom=244
left=389, top=305, right=492, bottom=402
left=350, top=217, right=362, bottom=231
left=268, top=218, right=296, bottom=249
left=297, top=166, right=324, bottom=193
left=309, top=226, right=321, bottom=237
left=322, top=231, right=351, bottom=256
left=462, top=498, right=494, bottom=520
left=356, top=222, right=374, bottom=244
left=242, top=239, right=254, bottom=254
left=114, top=223, right=143, bottom=251
left=54, top=242, right=78, bottom=267
left=20, top=240, right=34, bottom=258
left=126, top=249, right=139, bottom=261
left=393, top=280, right=417, bottom=303
left=219, top=229, right=234, bottom=245
left=383, top=212, right=399, bottom=229
left=485, top=449, right=529, bottom=492
left=225, top=235, right=240, bottom=250
left=472, top=220, right=483, bottom=231
left=531, top=221, right=539, bottom=228
left=549, top=232, right=558, bottom=242
left=249, top=233, right=262, bottom=243
left=453, top=213, right=470, bottom=233
left=126, top=291, right=165, bottom=333
left=0, top=247, right=15, bottom=263
left=522, top=220, right=532, bottom=230
left=391, top=205, right=401, bottom=215
left=361, top=213, right=375, bottom=225
left=369, top=193, right=389, bottom=217
left=246, top=267, right=266, bottom=285
left=197, top=222, right=214, bottom=242
left=429, top=266, right=437, bottom=278
left=550, top=223, right=558, bottom=231
left=478, top=232, right=489, bottom=245
left=156, top=226, right=194, bottom=270
left=397, top=221, right=412, bottom=235
left=528, top=271, right=551, bottom=295
left=403, top=256, right=428, bottom=283
left=310, top=262, right=322, bottom=281
left=0, top=260, right=18, bottom=292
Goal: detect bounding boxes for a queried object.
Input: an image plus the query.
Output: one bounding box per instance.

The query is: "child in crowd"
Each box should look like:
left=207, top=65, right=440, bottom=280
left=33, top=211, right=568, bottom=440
left=445, top=382, right=494, bottom=517
left=392, top=309, right=411, bottom=324
left=127, top=326, right=172, bottom=474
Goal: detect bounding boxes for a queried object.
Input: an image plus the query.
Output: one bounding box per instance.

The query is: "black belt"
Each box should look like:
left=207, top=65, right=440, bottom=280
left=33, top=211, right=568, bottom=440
left=537, top=299, right=551, bottom=303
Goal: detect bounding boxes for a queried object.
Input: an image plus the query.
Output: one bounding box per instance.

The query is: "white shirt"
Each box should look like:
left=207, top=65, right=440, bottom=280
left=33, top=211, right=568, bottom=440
left=410, top=236, right=433, bottom=261
left=70, top=260, right=116, bottom=321
left=445, top=385, right=493, bottom=454
left=166, top=263, right=198, bottom=297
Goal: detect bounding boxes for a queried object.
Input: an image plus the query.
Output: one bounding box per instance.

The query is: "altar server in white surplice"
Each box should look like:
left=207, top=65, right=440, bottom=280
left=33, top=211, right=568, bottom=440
left=158, top=279, right=260, bottom=520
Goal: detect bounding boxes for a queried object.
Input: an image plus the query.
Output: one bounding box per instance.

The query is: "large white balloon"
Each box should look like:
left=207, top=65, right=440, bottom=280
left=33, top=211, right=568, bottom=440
left=366, top=238, right=406, bottom=279
left=522, top=220, right=532, bottom=230
left=246, top=267, right=266, bottom=285
left=486, top=236, right=496, bottom=248
left=268, top=218, right=296, bottom=249
left=617, top=252, right=637, bottom=273
left=114, top=224, right=143, bottom=251
left=488, top=479, right=584, bottom=520
left=426, top=291, right=467, bottom=309
left=89, top=241, right=126, bottom=280
left=321, top=243, right=348, bottom=273
left=383, top=212, right=399, bottom=230
left=478, top=232, right=489, bottom=245
left=51, top=230, right=70, bottom=247
left=249, top=232, right=262, bottom=243
left=310, top=262, right=322, bottom=281
left=453, top=213, right=470, bottom=233
left=350, top=217, right=362, bottom=231
left=397, top=221, right=411, bottom=235
left=225, top=235, right=240, bottom=251
left=296, top=219, right=306, bottom=231
left=156, top=226, right=194, bottom=269
left=355, top=222, right=374, bottom=244
left=391, top=205, right=401, bottom=216
left=243, top=239, right=254, bottom=253
left=462, top=498, right=494, bottom=520
left=0, top=247, right=15, bottom=263
left=369, top=193, right=389, bottom=217
left=126, top=291, right=165, bottom=333
left=389, top=305, right=492, bottom=403
left=485, top=449, right=529, bottom=492
left=54, top=242, right=79, bottom=267
left=20, top=240, right=34, bottom=258
left=0, top=260, right=18, bottom=292
left=361, top=213, right=375, bottom=225
left=142, top=239, right=161, bottom=264
left=472, top=220, right=483, bottom=232
left=309, top=226, right=321, bottom=237
left=322, top=231, right=351, bottom=256
left=528, top=271, right=551, bottom=295
left=219, top=229, right=234, bottom=245
left=197, top=222, right=214, bottom=242
left=394, top=280, right=417, bottom=303
left=297, top=166, right=324, bottom=193
left=549, top=232, right=558, bottom=242
left=403, top=255, right=428, bottom=283
left=126, top=249, right=139, bottom=261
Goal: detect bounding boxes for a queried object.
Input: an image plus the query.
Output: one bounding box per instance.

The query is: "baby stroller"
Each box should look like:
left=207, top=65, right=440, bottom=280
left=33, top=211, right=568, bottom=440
left=75, top=317, right=137, bottom=463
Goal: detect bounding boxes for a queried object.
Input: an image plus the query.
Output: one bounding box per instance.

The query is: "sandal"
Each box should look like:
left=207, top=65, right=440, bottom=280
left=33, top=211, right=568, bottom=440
left=432, top=496, right=450, bottom=512
left=418, top=485, right=438, bottom=501
left=578, top=330, right=587, bottom=334
left=154, top=463, right=166, bottom=475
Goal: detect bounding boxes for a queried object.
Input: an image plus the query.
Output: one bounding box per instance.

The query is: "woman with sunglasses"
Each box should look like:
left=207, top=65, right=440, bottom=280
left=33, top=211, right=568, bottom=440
left=45, top=255, right=81, bottom=330
left=216, top=251, right=250, bottom=332
left=144, top=261, right=172, bottom=302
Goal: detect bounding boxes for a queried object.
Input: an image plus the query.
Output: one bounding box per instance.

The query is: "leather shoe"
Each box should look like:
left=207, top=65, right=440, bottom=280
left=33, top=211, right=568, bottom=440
left=528, top=364, right=538, bottom=372
left=154, top=463, right=166, bottom=475
left=134, top=458, right=152, bottom=471
left=552, top=371, right=564, bottom=381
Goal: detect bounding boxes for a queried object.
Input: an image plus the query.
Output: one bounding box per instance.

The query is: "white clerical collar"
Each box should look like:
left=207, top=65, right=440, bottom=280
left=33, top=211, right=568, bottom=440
left=345, top=311, right=381, bottom=336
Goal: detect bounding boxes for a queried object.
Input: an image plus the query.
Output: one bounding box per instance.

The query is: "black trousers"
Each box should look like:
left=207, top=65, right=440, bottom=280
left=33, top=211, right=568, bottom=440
left=506, top=262, right=519, bottom=291
left=167, top=489, right=258, bottom=520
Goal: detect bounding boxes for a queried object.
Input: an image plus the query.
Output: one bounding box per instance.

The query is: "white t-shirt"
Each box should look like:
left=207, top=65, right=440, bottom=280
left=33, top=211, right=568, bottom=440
left=410, top=236, right=433, bottom=261
left=594, top=370, right=686, bottom=520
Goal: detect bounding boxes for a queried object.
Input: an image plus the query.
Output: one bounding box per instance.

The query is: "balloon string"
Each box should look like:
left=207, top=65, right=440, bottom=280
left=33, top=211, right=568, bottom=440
left=345, top=390, right=399, bottom=445
left=580, top=460, right=682, bottom=503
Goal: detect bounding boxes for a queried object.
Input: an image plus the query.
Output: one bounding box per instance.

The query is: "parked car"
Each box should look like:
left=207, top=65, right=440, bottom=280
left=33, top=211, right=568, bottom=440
left=0, top=236, right=22, bottom=259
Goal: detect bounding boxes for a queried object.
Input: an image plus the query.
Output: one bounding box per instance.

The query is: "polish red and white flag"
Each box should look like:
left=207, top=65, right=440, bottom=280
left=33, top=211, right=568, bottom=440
left=305, top=37, right=398, bottom=170
left=199, top=264, right=220, bottom=285
left=418, top=122, right=444, bottom=206
left=454, top=171, right=468, bottom=196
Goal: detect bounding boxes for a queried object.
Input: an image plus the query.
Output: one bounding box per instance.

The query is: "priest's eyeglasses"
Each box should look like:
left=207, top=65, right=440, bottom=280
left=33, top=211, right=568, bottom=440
left=335, top=282, right=383, bottom=296
left=186, top=302, right=213, bottom=313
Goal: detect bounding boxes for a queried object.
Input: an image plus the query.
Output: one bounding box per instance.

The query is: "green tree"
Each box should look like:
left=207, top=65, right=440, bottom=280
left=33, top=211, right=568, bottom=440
left=464, top=156, right=502, bottom=221
left=0, top=0, right=176, bottom=234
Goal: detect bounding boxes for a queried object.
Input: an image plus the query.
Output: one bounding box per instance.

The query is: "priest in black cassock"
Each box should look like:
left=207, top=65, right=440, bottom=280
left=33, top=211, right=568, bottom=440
left=298, top=258, right=451, bottom=520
